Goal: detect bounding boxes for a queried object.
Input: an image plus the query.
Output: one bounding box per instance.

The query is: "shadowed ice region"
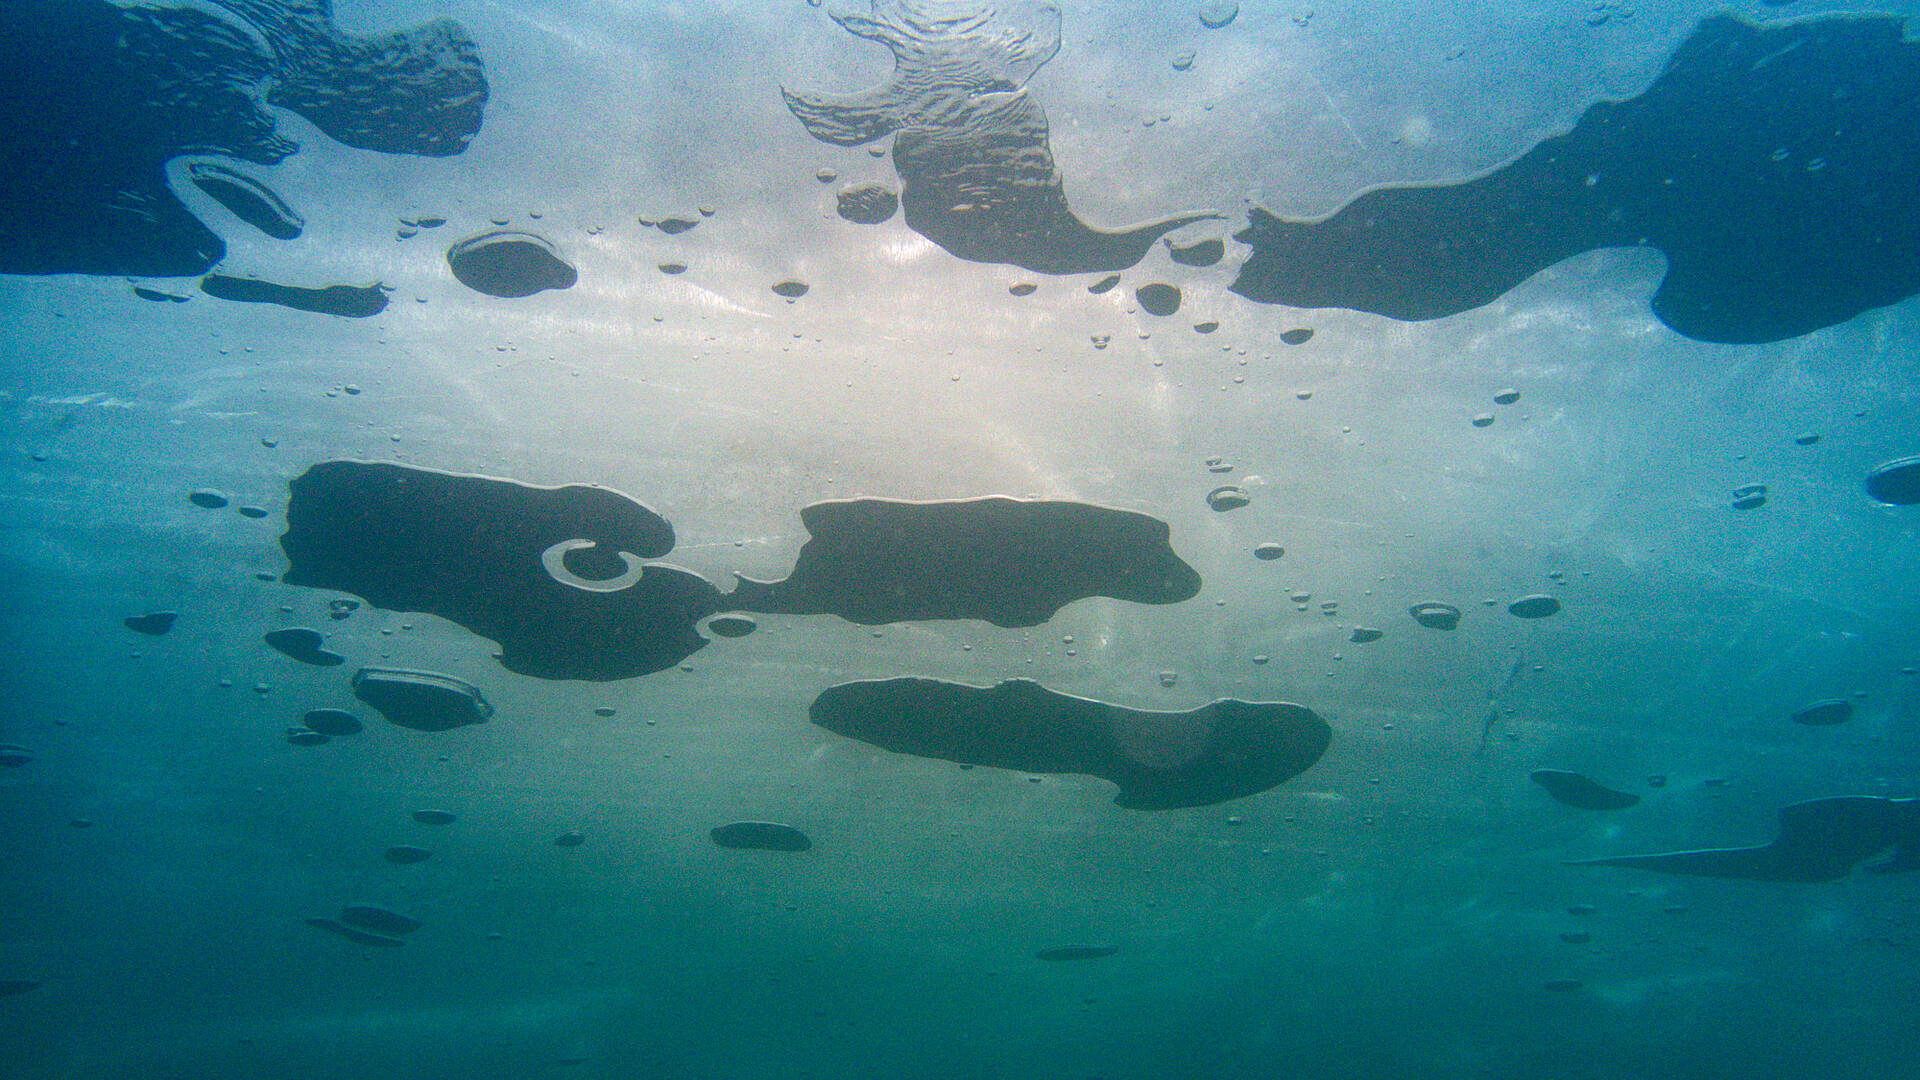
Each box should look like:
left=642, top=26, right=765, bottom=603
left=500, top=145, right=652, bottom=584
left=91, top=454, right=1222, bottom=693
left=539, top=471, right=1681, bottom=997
left=1571, top=796, right=1920, bottom=882
left=281, top=462, right=720, bottom=681
left=0, top=0, right=485, bottom=277
left=810, top=678, right=1331, bottom=809
left=727, top=496, right=1201, bottom=627
left=1231, top=14, right=1920, bottom=344
left=783, top=0, right=1213, bottom=274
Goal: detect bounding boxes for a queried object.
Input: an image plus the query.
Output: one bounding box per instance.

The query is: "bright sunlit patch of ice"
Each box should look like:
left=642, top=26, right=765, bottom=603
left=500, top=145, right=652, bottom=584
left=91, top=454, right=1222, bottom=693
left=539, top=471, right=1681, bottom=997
left=31, top=393, right=134, bottom=407
left=658, top=280, right=770, bottom=317
left=486, top=3, right=631, bottom=60
left=979, top=416, right=1078, bottom=499
left=876, top=233, right=939, bottom=265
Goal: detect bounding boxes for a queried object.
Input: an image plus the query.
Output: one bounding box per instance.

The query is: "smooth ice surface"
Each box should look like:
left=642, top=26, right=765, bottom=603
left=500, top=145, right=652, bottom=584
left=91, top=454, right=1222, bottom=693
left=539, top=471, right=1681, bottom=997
left=7, top=2, right=1920, bottom=1079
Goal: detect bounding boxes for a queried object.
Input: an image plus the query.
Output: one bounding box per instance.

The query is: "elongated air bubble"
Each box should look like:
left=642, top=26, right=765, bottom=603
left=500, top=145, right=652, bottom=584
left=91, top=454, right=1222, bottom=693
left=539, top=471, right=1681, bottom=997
left=186, top=162, right=303, bottom=239
left=541, top=539, right=643, bottom=592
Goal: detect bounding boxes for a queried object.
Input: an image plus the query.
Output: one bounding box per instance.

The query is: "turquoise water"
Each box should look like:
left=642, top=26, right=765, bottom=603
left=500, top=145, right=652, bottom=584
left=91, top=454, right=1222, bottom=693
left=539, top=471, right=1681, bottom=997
left=4, top=1, right=1920, bottom=1077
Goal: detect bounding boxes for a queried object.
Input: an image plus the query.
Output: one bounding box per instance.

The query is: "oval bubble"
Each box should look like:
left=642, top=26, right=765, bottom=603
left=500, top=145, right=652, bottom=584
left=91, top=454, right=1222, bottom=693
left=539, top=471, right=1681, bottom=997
left=1790, top=699, right=1853, bottom=726
left=1206, top=485, right=1251, bottom=512
left=446, top=231, right=576, bottom=298
left=711, top=821, right=812, bottom=852
left=707, top=614, right=759, bottom=638
left=1507, top=594, right=1562, bottom=619
left=1867, top=456, right=1920, bottom=504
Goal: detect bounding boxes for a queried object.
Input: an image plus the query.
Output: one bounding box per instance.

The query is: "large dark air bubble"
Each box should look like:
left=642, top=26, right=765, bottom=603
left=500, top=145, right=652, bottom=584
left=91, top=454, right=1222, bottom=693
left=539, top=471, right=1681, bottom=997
left=1573, top=797, right=1920, bottom=882
left=1231, top=15, right=1920, bottom=344
left=728, top=496, right=1201, bottom=627
left=0, top=0, right=486, bottom=277
left=811, top=678, right=1331, bottom=809
left=783, top=0, right=1213, bottom=273
left=446, top=231, right=578, bottom=298
left=281, top=462, right=716, bottom=682
left=281, top=465, right=1201, bottom=677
